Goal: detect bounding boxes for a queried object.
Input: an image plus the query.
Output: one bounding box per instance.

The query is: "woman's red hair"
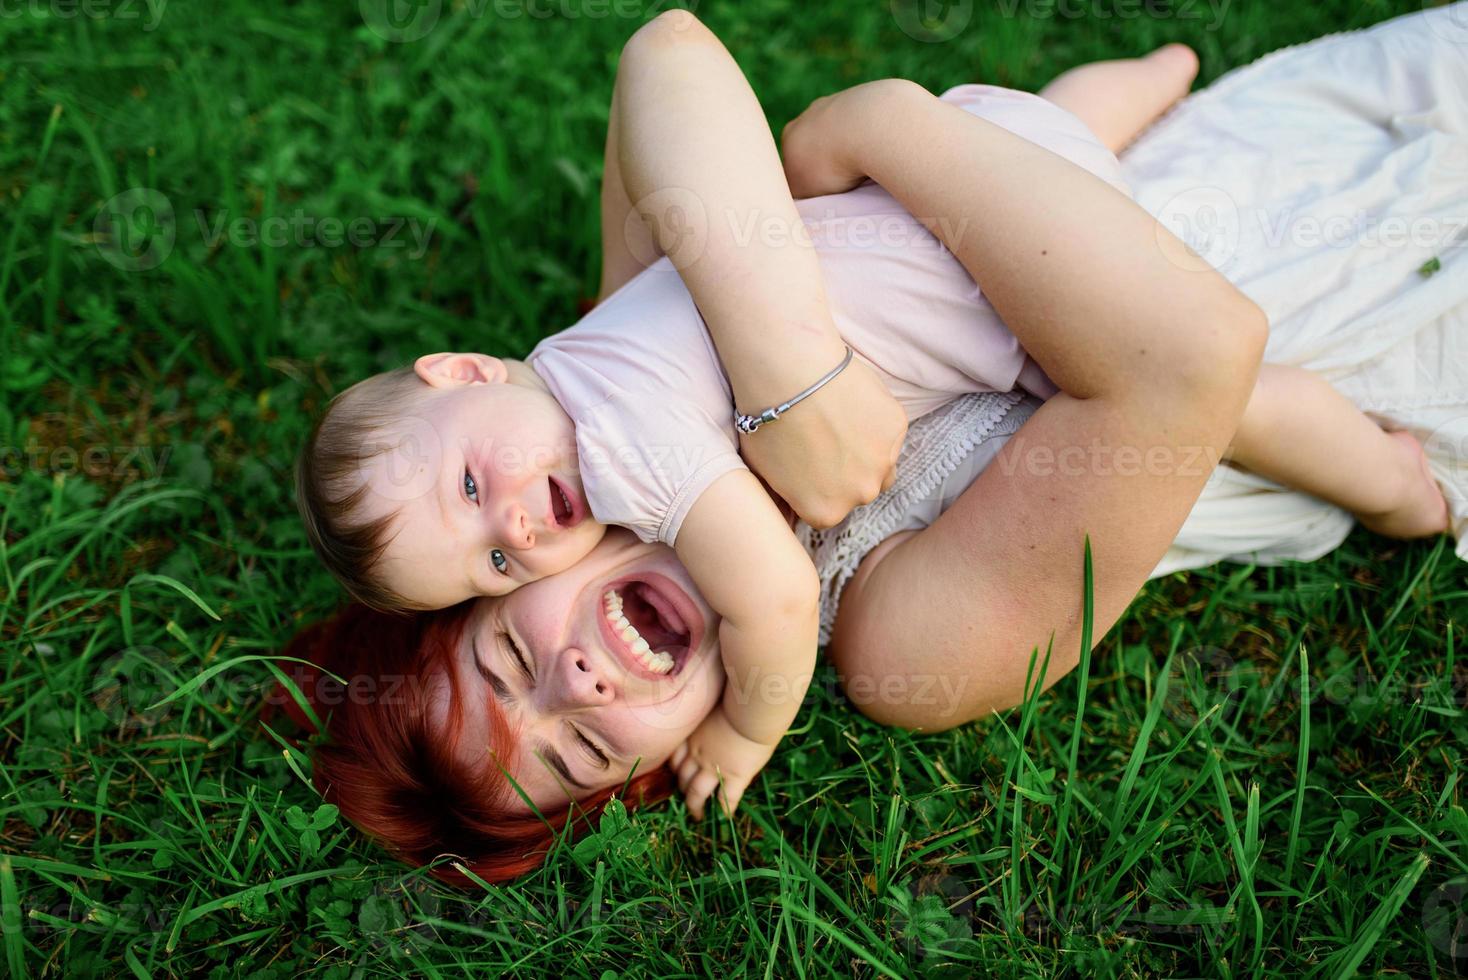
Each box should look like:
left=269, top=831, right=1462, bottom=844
left=272, top=603, right=676, bottom=886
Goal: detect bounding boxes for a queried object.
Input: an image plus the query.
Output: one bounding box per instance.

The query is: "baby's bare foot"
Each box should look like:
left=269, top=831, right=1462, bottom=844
left=1357, top=430, right=1450, bottom=539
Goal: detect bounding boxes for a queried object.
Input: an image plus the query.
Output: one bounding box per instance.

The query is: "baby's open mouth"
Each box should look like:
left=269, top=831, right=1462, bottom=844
left=549, top=476, right=575, bottom=527
left=601, top=580, right=692, bottom=676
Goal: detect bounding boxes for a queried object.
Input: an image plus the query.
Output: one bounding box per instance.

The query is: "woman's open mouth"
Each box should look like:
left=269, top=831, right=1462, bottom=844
left=597, top=574, right=703, bottom=679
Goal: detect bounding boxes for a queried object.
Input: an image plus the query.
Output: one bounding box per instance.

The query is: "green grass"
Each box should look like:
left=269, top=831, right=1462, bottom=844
left=2, top=0, right=1465, bottom=975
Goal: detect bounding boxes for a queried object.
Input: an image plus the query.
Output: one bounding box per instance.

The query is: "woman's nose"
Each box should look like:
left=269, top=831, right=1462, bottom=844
left=546, top=649, right=614, bottom=709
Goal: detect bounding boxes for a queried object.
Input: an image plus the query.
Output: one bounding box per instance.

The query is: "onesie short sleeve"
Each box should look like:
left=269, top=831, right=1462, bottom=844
left=572, top=389, right=746, bottom=547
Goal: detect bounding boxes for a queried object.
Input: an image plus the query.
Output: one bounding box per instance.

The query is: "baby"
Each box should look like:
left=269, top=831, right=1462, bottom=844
left=298, top=19, right=1448, bottom=819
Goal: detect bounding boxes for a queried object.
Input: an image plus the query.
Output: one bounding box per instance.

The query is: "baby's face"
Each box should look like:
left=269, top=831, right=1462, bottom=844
left=360, top=353, right=607, bottom=608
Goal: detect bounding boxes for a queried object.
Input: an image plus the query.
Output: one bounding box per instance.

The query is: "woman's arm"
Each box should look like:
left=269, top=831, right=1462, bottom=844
left=608, top=12, right=908, bottom=529
left=783, top=81, right=1267, bottom=723
left=783, top=79, right=1264, bottom=405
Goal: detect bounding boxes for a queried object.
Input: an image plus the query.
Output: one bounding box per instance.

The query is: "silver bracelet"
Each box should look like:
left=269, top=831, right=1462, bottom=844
left=734, top=346, right=855, bottom=434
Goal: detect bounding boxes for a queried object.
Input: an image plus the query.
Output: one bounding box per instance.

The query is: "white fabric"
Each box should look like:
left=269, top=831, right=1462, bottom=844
left=1128, top=3, right=1468, bottom=574
left=801, top=4, right=1468, bottom=632
left=797, top=390, right=1031, bottom=644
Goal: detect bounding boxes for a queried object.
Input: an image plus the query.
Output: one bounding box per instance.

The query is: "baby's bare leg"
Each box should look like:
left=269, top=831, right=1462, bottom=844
left=1038, top=44, right=1199, bottom=154
left=1229, top=364, right=1449, bottom=539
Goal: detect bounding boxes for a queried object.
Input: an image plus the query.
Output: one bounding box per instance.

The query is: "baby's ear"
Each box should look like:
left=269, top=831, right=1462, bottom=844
left=413, top=352, right=508, bottom=388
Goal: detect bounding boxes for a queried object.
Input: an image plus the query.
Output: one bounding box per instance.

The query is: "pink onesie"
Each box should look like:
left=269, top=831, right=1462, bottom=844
left=525, top=84, right=1130, bottom=547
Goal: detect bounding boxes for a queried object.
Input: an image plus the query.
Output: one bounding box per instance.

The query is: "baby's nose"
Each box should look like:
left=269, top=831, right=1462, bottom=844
left=499, top=503, right=535, bottom=550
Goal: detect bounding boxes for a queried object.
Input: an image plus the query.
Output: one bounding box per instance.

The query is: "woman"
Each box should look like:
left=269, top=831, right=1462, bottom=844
left=291, top=4, right=1468, bottom=883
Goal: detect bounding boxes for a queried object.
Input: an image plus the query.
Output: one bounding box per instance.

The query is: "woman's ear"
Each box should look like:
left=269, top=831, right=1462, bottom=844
left=413, top=352, right=509, bottom=388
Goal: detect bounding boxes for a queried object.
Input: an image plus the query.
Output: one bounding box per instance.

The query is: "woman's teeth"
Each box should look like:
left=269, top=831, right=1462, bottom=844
left=603, top=588, right=673, bottom=674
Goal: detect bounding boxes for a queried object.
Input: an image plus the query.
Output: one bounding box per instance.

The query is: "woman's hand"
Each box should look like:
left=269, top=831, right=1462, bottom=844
left=780, top=80, right=923, bottom=199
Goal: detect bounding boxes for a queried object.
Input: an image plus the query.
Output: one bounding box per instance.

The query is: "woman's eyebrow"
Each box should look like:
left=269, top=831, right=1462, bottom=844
left=470, top=634, right=513, bottom=703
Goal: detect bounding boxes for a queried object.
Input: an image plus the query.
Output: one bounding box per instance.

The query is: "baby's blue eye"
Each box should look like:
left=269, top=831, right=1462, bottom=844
left=463, top=470, right=478, bottom=503
left=490, top=549, right=508, bottom=575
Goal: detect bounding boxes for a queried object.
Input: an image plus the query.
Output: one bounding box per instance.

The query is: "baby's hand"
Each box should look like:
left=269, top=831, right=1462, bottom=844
left=669, top=708, right=778, bottom=820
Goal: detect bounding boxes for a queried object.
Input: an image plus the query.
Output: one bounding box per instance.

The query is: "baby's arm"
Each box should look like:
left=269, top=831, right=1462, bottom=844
left=668, top=469, right=821, bottom=819
left=606, top=11, right=908, bottom=530
left=1231, top=364, right=1449, bottom=539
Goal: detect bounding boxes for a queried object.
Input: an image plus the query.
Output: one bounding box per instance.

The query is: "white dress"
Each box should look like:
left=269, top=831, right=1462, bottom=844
left=1128, top=2, right=1468, bottom=575
left=801, top=3, right=1468, bottom=640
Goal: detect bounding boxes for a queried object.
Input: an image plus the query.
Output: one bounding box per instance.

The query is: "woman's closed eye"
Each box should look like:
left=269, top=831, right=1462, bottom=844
left=505, top=632, right=533, bottom=683
left=572, top=725, right=610, bottom=770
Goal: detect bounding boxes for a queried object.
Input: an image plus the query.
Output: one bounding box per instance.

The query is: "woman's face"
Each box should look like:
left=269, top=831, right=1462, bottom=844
left=431, top=528, right=724, bottom=811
